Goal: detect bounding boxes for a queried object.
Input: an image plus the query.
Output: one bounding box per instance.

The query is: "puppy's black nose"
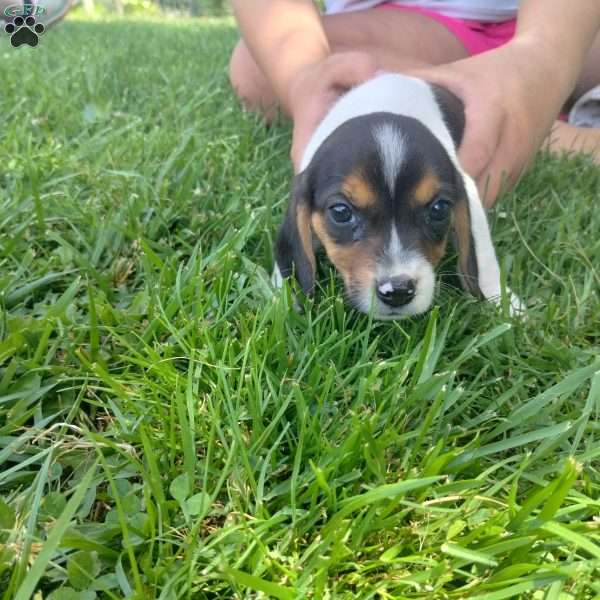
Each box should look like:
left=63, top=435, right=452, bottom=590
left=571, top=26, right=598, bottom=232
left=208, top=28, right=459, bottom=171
left=376, top=276, right=416, bottom=307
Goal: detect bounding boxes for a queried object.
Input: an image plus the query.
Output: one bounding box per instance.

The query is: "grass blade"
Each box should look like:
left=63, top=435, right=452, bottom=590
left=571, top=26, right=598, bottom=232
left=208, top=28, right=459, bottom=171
left=222, top=566, right=295, bottom=600
left=14, top=461, right=98, bottom=600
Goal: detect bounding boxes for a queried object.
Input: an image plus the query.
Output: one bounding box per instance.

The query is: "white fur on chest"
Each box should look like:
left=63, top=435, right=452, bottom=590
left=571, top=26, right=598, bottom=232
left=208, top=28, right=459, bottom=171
left=300, top=73, right=456, bottom=171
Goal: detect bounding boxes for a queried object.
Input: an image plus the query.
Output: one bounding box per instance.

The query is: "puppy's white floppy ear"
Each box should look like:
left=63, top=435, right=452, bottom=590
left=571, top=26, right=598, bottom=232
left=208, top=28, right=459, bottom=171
left=273, top=172, right=316, bottom=295
left=453, top=172, right=523, bottom=314
left=432, top=81, right=522, bottom=312
left=453, top=173, right=502, bottom=300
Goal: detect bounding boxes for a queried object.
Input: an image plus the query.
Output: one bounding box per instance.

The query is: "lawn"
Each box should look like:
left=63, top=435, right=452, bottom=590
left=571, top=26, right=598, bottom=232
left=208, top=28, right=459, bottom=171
left=0, top=15, right=599, bottom=600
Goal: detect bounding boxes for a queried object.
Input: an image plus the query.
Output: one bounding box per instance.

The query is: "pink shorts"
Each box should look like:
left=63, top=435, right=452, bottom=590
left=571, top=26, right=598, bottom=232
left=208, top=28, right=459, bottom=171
left=377, top=3, right=516, bottom=56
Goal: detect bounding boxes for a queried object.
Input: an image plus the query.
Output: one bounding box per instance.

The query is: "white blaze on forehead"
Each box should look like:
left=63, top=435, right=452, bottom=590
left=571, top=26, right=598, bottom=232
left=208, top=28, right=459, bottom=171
left=387, top=226, right=405, bottom=259
left=370, top=225, right=436, bottom=316
left=382, top=236, right=430, bottom=282
left=373, top=123, right=405, bottom=196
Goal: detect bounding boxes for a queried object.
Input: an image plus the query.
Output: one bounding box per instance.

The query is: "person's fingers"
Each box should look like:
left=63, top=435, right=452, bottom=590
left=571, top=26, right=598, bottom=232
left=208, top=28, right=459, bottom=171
left=408, top=62, right=500, bottom=181
left=291, top=94, right=331, bottom=170
left=477, top=146, right=528, bottom=208
left=457, top=104, right=502, bottom=182
left=290, top=133, right=303, bottom=171
left=433, top=82, right=508, bottom=207
left=475, top=166, right=502, bottom=209
left=291, top=91, right=332, bottom=170
left=291, top=52, right=379, bottom=171
left=475, top=120, right=531, bottom=208
left=292, top=121, right=314, bottom=170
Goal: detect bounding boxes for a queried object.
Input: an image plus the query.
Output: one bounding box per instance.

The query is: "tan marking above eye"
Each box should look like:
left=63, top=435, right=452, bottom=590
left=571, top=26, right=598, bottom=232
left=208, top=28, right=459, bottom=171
left=341, top=171, right=377, bottom=209
left=412, top=170, right=441, bottom=207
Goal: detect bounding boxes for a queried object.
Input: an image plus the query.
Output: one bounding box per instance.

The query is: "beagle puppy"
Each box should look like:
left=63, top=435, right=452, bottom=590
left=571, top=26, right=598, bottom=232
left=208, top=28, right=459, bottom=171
left=273, top=73, right=516, bottom=319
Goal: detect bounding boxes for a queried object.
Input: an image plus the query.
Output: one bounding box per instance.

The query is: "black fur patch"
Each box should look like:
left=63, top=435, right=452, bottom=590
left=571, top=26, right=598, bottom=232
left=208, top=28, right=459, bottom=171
left=451, top=174, right=482, bottom=298
left=463, top=200, right=481, bottom=297
left=431, top=84, right=466, bottom=148
left=274, top=173, right=316, bottom=295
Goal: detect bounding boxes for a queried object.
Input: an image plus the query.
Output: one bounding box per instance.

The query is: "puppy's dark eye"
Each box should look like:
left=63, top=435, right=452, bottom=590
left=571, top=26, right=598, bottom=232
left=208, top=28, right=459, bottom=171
left=428, top=197, right=451, bottom=222
left=329, top=203, right=354, bottom=224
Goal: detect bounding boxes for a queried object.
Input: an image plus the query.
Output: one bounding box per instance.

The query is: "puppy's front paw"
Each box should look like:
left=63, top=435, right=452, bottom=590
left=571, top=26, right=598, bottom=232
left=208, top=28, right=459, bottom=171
left=507, top=291, right=525, bottom=318
left=271, top=264, right=308, bottom=314
left=489, top=289, right=525, bottom=318
left=271, top=264, right=284, bottom=289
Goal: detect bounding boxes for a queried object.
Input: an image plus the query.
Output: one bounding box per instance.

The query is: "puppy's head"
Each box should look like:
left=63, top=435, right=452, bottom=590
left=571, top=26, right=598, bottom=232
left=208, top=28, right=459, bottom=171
left=274, top=111, right=483, bottom=319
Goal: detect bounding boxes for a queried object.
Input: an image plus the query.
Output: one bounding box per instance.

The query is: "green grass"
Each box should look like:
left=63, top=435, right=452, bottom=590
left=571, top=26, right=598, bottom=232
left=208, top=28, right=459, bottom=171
left=1, top=15, right=599, bottom=600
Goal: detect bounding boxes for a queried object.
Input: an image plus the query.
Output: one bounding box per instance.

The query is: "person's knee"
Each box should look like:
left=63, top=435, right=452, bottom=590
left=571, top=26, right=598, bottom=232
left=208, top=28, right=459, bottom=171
left=229, top=40, right=277, bottom=117
left=229, top=40, right=254, bottom=105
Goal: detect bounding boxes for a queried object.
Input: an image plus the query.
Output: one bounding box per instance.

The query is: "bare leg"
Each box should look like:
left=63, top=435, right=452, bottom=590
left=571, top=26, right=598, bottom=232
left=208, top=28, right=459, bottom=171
left=543, top=30, right=600, bottom=163
left=230, top=12, right=600, bottom=165
left=545, top=121, right=600, bottom=162
left=571, top=29, right=600, bottom=101
left=229, top=39, right=280, bottom=121
left=229, top=8, right=469, bottom=120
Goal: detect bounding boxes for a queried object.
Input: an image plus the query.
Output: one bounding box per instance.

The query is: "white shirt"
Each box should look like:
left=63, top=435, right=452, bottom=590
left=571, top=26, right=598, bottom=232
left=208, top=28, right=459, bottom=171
left=324, top=0, right=519, bottom=22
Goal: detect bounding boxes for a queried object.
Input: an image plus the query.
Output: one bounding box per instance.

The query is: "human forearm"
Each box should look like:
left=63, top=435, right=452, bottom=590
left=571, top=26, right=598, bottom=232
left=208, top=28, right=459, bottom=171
left=514, top=0, right=600, bottom=98
left=231, top=0, right=329, bottom=111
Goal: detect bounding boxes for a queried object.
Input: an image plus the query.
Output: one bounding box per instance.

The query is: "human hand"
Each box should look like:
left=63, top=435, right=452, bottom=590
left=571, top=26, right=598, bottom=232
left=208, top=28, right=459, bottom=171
left=412, top=39, right=571, bottom=207
left=288, top=51, right=378, bottom=171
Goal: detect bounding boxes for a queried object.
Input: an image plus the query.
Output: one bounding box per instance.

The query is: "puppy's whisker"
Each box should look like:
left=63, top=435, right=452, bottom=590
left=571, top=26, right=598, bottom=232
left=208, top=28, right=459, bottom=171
left=456, top=274, right=480, bottom=283
left=436, top=283, right=461, bottom=294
